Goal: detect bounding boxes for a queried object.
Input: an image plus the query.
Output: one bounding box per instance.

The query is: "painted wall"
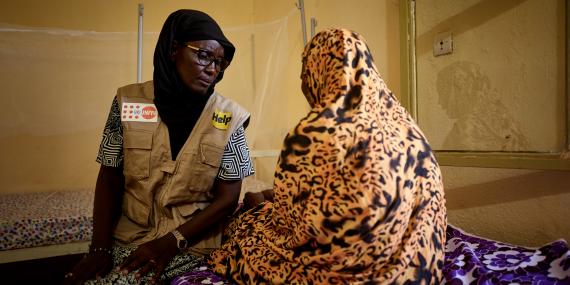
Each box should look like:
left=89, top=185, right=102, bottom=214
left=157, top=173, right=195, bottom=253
left=416, top=0, right=565, bottom=152
left=443, top=166, right=570, bottom=247
left=414, top=0, right=570, bottom=246
left=0, top=0, right=254, bottom=193
left=249, top=0, right=401, bottom=182
left=0, top=0, right=400, bottom=191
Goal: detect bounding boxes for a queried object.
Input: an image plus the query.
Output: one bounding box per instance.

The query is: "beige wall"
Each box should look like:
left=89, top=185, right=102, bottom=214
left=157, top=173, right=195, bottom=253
left=0, top=0, right=256, bottom=193
left=0, top=0, right=400, bottom=191
left=249, top=0, right=401, bottom=182
left=443, top=166, right=570, bottom=247
left=413, top=0, right=570, bottom=246
left=415, top=0, right=565, bottom=152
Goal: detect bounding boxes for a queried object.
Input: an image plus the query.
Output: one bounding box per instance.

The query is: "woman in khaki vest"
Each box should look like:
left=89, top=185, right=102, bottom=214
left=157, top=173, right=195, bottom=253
left=64, top=9, right=253, bottom=285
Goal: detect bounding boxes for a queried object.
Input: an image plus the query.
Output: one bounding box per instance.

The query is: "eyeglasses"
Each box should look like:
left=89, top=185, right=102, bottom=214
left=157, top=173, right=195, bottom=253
left=184, top=43, right=230, bottom=72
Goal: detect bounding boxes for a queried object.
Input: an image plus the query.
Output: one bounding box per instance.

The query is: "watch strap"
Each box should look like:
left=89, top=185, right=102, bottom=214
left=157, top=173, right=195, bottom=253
left=171, top=229, right=188, bottom=249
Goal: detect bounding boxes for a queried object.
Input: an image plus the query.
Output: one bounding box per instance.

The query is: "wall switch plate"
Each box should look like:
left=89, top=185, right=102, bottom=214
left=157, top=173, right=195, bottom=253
left=433, top=32, right=453, bottom=56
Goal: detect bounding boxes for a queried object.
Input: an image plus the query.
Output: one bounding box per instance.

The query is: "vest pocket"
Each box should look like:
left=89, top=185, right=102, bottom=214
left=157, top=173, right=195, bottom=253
left=195, top=143, right=224, bottom=192
left=189, top=143, right=223, bottom=196
left=199, top=143, right=224, bottom=167
left=123, top=130, right=153, bottom=179
left=176, top=202, right=208, bottom=217
left=161, top=143, right=224, bottom=206
left=122, top=191, right=151, bottom=227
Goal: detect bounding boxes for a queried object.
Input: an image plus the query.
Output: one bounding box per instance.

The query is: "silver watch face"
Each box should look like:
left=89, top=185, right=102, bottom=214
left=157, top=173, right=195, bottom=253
left=178, top=239, right=188, bottom=249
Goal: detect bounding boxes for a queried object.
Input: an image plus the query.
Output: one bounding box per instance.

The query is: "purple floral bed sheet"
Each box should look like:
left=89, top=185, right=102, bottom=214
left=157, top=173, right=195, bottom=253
left=171, top=225, right=570, bottom=285
left=444, top=224, right=570, bottom=284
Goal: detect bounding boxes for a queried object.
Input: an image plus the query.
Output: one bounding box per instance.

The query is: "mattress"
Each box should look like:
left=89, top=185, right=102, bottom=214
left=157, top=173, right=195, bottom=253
left=0, top=190, right=94, bottom=252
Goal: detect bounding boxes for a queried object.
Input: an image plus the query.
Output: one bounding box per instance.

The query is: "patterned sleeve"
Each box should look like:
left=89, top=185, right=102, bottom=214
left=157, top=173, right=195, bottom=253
left=217, top=125, right=255, bottom=180
left=95, top=97, right=124, bottom=167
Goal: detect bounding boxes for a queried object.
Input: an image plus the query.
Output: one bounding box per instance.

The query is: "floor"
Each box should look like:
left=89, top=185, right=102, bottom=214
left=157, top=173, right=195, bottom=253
left=0, top=253, right=84, bottom=284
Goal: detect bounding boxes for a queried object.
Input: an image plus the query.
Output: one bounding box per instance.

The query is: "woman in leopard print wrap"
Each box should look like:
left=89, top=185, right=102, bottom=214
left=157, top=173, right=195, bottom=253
left=210, top=28, right=447, bottom=284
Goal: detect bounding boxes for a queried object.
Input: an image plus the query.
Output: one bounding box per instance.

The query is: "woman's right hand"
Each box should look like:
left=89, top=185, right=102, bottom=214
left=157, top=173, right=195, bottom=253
left=62, top=252, right=113, bottom=285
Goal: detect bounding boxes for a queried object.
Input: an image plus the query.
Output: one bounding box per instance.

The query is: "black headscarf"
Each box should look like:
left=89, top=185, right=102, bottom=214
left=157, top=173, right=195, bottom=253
left=153, top=9, right=235, bottom=159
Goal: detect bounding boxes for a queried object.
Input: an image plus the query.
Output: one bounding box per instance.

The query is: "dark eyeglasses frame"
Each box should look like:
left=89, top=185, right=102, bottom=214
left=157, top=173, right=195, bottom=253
left=184, top=43, right=229, bottom=72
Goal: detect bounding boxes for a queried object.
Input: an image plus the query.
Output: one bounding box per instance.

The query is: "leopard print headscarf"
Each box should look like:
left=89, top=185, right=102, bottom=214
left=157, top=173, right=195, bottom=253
left=210, top=28, right=446, bottom=284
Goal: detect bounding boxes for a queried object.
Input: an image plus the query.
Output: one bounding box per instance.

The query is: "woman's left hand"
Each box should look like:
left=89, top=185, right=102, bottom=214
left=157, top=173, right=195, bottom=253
left=118, top=233, right=179, bottom=283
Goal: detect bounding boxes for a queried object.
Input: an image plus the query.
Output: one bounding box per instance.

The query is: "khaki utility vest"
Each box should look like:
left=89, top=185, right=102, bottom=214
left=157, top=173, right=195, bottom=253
left=113, top=81, right=250, bottom=248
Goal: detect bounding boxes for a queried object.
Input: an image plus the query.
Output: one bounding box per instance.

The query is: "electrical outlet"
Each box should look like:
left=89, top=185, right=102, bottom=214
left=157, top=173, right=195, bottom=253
left=433, top=32, right=453, bottom=57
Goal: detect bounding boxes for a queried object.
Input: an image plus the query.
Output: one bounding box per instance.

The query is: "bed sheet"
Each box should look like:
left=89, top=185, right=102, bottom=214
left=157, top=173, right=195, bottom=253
left=171, top=224, right=570, bottom=284
left=0, top=190, right=94, bottom=251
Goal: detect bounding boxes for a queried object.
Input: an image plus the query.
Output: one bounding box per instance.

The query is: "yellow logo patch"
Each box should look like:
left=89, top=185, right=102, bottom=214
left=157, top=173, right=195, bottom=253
left=212, top=110, right=232, bottom=130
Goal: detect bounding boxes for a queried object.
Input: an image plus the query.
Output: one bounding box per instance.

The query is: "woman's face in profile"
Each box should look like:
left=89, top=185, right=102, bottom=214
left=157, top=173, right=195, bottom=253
left=172, top=39, right=225, bottom=96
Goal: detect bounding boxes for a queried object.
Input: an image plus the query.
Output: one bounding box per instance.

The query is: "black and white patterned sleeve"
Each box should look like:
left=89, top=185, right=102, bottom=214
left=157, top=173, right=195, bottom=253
left=95, top=97, right=124, bottom=167
left=217, top=125, right=255, bottom=180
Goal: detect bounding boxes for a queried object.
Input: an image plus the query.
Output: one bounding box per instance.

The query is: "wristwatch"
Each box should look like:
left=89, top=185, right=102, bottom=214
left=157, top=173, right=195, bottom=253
left=171, top=229, right=188, bottom=250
